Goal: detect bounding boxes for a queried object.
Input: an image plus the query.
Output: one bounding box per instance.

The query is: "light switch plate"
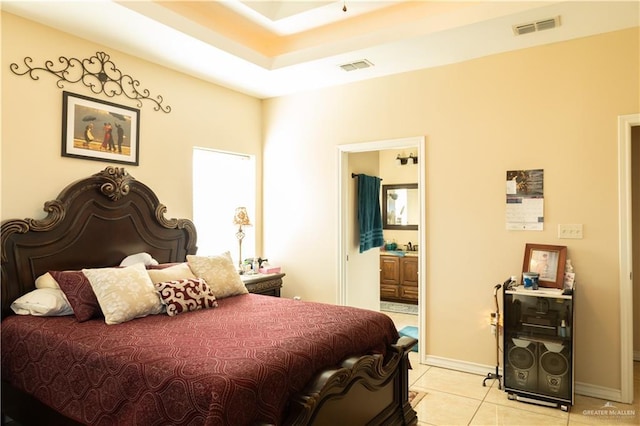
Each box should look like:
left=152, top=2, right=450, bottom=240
left=558, top=224, right=583, bottom=239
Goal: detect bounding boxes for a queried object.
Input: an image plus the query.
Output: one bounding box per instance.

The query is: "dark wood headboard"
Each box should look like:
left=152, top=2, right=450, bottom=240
left=1, top=167, right=197, bottom=318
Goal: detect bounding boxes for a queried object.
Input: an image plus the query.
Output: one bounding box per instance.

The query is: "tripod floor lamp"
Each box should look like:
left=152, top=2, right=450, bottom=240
left=233, top=207, right=251, bottom=273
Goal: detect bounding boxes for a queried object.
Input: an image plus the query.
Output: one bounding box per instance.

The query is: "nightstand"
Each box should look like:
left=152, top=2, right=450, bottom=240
left=240, top=273, right=285, bottom=297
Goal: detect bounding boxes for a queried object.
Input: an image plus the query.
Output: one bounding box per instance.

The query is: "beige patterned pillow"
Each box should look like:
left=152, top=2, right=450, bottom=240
left=186, top=252, right=248, bottom=299
left=83, top=263, right=163, bottom=325
left=147, top=263, right=196, bottom=284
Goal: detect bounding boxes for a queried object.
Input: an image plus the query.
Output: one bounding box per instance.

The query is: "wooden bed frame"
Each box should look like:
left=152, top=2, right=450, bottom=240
left=1, top=167, right=418, bottom=425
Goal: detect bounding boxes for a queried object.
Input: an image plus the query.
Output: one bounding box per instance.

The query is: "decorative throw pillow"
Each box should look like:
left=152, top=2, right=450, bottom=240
left=34, top=272, right=60, bottom=289
left=147, top=262, right=196, bottom=284
left=10, top=288, right=74, bottom=316
left=50, top=270, right=103, bottom=322
left=155, top=278, right=218, bottom=316
left=187, top=252, right=248, bottom=299
left=83, top=263, right=163, bottom=325
left=120, top=252, right=159, bottom=267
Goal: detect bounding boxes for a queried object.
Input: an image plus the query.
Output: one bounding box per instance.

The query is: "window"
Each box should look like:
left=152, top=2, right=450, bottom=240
left=193, top=148, right=256, bottom=266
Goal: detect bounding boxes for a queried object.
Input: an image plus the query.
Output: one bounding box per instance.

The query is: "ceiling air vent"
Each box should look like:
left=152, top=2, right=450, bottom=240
left=339, top=59, right=374, bottom=72
left=513, top=16, right=561, bottom=36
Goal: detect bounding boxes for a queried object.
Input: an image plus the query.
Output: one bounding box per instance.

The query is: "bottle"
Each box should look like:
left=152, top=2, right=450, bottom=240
left=565, top=259, right=574, bottom=273
left=558, top=320, right=567, bottom=338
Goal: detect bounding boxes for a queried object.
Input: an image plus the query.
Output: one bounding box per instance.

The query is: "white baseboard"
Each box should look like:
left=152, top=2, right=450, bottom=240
left=574, top=381, right=622, bottom=402
left=422, top=355, right=625, bottom=402
left=423, top=355, right=504, bottom=377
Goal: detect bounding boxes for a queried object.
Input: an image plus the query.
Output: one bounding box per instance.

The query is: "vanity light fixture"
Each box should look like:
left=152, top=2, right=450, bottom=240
left=233, top=207, right=251, bottom=273
left=395, top=153, right=418, bottom=166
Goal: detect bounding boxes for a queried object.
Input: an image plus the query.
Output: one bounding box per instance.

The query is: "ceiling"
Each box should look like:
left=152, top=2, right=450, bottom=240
left=3, top=1, right=639, bottom=99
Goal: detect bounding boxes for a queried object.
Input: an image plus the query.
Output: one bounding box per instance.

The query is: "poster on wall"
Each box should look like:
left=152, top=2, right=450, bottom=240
left=61, top=91, right=140, bottom=166
left=506, top=169, right=544, bottom=231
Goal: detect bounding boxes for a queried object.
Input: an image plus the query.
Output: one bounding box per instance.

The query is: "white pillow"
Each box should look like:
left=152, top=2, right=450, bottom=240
left=83, top=263, right=163, bottom=325
left=186, top=252, right=248, bottom=299
left=147, top=263, right=196, bottom=284
left=35, top=272, right=61, bottom=289
left=119, top=252, right=159, bottom=267
left=11, top=288, right=73, bottom=316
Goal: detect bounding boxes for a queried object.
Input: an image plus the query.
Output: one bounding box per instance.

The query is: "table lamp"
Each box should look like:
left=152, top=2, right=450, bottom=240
left=233, top=207, right=251, bottom=272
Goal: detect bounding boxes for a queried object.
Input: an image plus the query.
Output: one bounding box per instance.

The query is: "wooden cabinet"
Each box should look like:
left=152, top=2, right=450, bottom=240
left=399, top=257, right=418, bottom=301
left=380, top=256, right=400, bottom=300
left=380, top=255, right=418, bottom=304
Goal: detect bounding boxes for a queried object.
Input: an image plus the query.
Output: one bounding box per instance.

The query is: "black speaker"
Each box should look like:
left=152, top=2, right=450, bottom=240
left=505, top=338, right=538, bottom=392
left=538, top=342, right=570, bottom=398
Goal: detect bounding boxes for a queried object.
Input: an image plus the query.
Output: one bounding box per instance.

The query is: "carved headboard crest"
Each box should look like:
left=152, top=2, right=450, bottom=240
left=99, top=167, right=131, bottom=200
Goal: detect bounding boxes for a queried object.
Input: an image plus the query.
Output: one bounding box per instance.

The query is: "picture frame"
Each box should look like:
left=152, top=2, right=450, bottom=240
left=61, top=91, right=140, bottom=165
left=522, top=243, right=567, bottom=289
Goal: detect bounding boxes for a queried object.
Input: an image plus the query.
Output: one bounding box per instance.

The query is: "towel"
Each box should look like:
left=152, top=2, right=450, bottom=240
left=356, top=174, right=384, bottom=253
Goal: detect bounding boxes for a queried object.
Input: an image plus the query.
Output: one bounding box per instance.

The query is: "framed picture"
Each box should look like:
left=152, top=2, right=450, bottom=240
left=522, top=243, right=567, bottom=289
left=61, top=91, right=140, bottom=165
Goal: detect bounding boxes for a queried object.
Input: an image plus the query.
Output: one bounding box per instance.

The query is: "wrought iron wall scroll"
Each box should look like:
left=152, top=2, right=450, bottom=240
left=10, top=51, right=171, bottom=113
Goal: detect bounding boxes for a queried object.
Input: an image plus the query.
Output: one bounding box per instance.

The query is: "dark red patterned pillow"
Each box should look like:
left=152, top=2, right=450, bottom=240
left=49, top=270, right=102, bottom=322
left=154, top=278, right=218, bottom=317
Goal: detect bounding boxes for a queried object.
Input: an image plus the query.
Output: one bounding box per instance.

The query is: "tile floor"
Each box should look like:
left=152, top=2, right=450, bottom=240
left=383, top=310, right=640, bottom=426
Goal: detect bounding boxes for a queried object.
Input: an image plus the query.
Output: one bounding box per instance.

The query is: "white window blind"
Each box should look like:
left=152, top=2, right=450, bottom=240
left=193, top=148, right=256, bottom=265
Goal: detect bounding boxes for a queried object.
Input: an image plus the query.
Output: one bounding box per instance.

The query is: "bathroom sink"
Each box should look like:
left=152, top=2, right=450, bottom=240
left=382, top=250, right=418, bottom=256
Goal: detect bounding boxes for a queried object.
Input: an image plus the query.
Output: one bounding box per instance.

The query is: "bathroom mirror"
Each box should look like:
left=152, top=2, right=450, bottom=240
left=382, top=183, right=419, bottom=230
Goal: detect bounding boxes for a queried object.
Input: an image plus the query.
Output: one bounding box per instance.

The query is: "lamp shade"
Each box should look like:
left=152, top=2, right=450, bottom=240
left=233, top=207, right=251, bottom=226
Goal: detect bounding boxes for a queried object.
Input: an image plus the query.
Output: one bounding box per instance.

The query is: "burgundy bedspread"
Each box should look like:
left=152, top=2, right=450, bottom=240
left=1, top=294, right=399, bottom=425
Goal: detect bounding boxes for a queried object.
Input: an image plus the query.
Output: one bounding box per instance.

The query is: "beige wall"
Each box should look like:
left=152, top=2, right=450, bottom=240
left=1, top=12, right=264, bottom=252
left=379, top=149, right=419, bottom=248
left=2, top=10, right=639, bottom=399
left=263, top=28, right=639, bottom=393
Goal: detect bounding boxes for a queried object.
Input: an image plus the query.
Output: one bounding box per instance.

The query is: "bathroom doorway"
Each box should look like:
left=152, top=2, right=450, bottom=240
left=337, top=136, right=426, bottom=358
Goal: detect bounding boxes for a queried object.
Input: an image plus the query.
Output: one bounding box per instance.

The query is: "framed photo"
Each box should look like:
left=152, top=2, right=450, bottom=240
left=522, top=243, right=567, bottom=289
left=61, top=91, right=140, bottom=165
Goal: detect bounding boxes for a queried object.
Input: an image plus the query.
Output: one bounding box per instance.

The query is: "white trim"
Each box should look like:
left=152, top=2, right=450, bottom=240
left=575, top=381, right=623, bottom=403
left=423, top=355, right=501, bottom=377
left=423, top=355, right=624, bottom=401
left=338, top=136, right=426, bottom=358
left=618, top=113, right=638, bottom=405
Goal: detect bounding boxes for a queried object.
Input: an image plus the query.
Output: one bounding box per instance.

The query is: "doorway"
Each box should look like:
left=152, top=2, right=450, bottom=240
left=337, top=136, right=426, bottom=358
left=618, top=113, right=638, bottom=404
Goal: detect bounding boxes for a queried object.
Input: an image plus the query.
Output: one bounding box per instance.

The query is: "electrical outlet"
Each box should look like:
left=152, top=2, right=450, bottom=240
left=558, top=224, right=583, bottom=239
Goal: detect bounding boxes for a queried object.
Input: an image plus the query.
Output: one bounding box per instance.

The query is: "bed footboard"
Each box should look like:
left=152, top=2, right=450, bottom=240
left=1, top=380, right=83, bottom=426
left=285, top=336, right=418, bottom=425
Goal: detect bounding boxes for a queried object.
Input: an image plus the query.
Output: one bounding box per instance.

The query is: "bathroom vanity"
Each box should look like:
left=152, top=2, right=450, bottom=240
left=380, top=254, right=418, bottom=304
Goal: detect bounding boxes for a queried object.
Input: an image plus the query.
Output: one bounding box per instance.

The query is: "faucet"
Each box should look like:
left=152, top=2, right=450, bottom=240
left=407, top=242, right=412, bottom=251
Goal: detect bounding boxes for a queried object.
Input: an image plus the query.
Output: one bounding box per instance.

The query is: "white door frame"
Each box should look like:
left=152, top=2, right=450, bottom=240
left=618, top=113, right=638, bottom=404
left=338, top=136, right=426, bottom=357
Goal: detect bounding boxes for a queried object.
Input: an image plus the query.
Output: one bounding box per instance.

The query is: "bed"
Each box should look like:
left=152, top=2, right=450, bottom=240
left=1, top=167, right=417, bottom=425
